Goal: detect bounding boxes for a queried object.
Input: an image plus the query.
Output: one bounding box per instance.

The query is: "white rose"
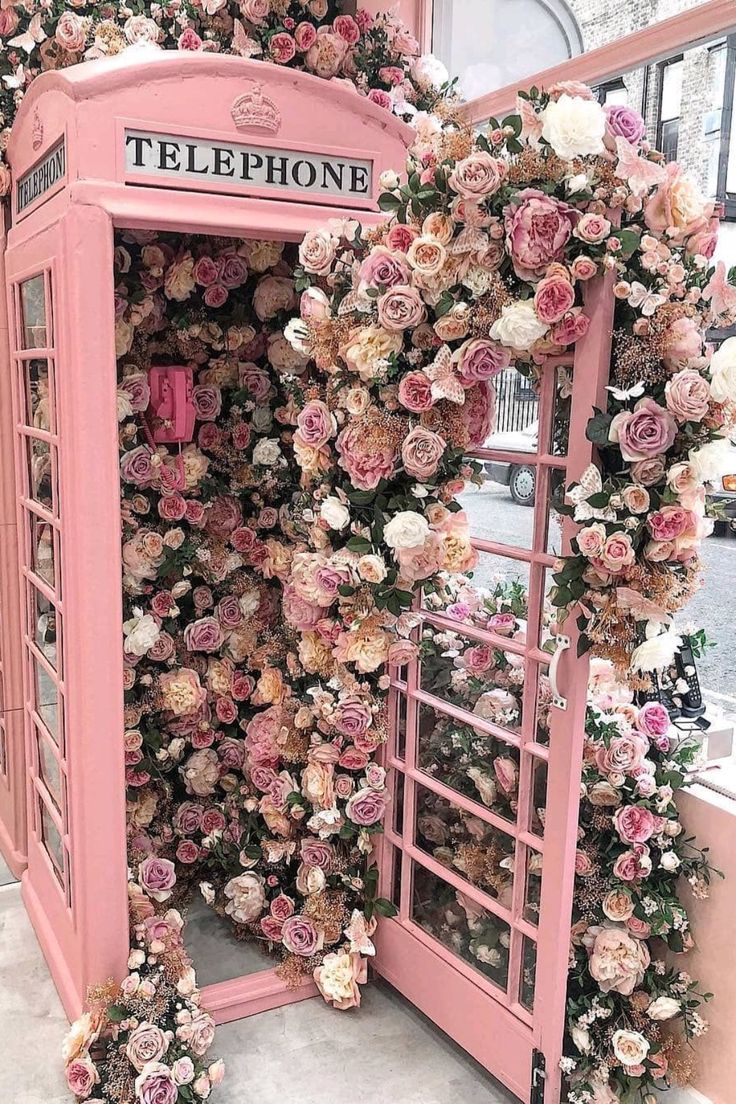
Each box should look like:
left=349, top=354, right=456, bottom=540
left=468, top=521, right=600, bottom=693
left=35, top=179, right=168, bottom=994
left=284, top=317, right=311, bottom=356
left=688, top=437, right=735, bottom=483
left=357, top=554, right=387, bottom=583
left=320, top=496, right=350, bottom=530
left=541, top=95, right=606, bottom=160
left=473, top=945, right=501, bottom=966
left=660, top=850, right=681, bottom=872
left=410, top=53, right=449, bottom=91
left=612, top=1029, right=650, bottom=1067
left=489, top=301, right=548, bottom=352
left=383, top=511, right=430, bottom=550
left=223, top=872, right=266, bottom=924
left=570, top=1025, right=591, bottom=1054
left=122, top=611, right=161, bottom=656
left=252, top=438, right=282, bottom=466
left=647, top=996, right=681, bottom=1020
left=379, top=169, right=400, bottom=191
left=708, top=337, right=736, bottom=402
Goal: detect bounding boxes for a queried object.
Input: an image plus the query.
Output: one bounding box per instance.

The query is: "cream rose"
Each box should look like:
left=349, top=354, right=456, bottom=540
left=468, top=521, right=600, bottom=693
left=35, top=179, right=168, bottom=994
left=489, top=301, right=548, bottom=352
left=224, top=872, right=267, bottom=924
left=320, top=496, right=350, bottom=531
left=357, top=554, right=387, bottom=583
left=709, top=336, right=736, bottom=403
left=384, top=511, right=430, bottom=550
left=647, top=996, right=680, bottom=1020
left=612, top=1029, right=650, bottom=1067
left=541, top=95, right=606, bottom=160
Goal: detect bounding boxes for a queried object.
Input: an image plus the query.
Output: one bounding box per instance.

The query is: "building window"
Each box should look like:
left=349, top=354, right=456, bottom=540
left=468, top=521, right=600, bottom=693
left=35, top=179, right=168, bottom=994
left=596, top=79, right=627, bottom=107
left=431, top=0, right=583, bottom=101
left=657, top=57, right=683, bottom=163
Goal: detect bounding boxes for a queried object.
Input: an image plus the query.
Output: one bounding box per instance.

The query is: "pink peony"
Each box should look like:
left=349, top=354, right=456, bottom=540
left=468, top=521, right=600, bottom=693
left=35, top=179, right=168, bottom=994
left=336, top=420, right=397, bottom=490
left=636, top=701, right=670, bottom=739
left=665, top=368, right=709, bottom=422
left=270, top=32, right=296, bottom=64
left=401, top=426, right=446, bottom=480
left=448, top=151, right=506, bottom=199
left=398, top=370, right=434, bottom=412
left=504, top=188, right=577, bottom=280
left=613, top=843, right=652, bottom=882
left=647, top=505, right=693, bottom=542
left=534, top=275, right=575, bottom=324
left=614, top=804, right=656, bottom=844
left=377, top=285, right=426, bottom=331
left=66, top=1058, right=99, bottom=1099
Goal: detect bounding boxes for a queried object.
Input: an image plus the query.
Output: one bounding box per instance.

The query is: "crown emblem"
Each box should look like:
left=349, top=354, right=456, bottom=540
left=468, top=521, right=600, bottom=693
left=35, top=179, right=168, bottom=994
left=31, top=110, right=43, bottom=151
left=231, top=82, right=281, bottom=134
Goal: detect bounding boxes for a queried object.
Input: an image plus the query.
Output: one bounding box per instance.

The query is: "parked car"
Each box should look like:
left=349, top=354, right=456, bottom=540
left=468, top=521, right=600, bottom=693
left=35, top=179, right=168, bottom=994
left=709, top=473, right=736, bottom=534
left=482, top=421, right=538, bottom=506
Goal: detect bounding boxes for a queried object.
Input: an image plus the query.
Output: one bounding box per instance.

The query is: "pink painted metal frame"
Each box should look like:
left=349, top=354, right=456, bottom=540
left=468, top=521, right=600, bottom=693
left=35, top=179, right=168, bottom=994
left=0, top=53, right=412, bottom=1023
left=374, top=277, right=615, bottom=1103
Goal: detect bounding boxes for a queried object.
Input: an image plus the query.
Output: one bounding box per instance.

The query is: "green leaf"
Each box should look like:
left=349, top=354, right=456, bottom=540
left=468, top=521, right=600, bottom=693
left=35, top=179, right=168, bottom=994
left=378, top=192, right=400, bottom=212
left=373, top=898, right=399, bottom=918
left=586, top=410, right=612, bottom=446
left=346, top=536, right=373, bottom=554
left=107, top=1004, right=128, bottom=1023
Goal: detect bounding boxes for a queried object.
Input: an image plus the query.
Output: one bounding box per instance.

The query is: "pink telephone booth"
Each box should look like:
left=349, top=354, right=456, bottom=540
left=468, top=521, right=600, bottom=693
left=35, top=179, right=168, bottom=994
left=0, top=50, right=414, bottom=1023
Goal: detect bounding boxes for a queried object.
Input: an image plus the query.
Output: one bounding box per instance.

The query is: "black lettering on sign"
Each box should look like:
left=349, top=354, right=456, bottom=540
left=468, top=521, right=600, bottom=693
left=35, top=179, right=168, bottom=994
left=16, top=139, right=66, bottom=216
left=123, top=129, right=374, bottom=205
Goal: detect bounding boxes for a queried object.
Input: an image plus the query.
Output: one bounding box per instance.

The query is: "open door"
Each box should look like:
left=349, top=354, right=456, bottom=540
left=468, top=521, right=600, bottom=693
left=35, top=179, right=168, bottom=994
left=375, top=277, right=615, bottom=1104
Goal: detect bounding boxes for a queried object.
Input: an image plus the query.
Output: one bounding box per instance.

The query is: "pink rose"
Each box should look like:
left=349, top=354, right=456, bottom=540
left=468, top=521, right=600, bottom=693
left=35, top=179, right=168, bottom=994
left=203, top=284, right=228, bottom=308
left=270, top=893, right=295, bottom=920
left=338, top=746, right=369, bottom=771
left=134, top=1063, right=178, bottom=1104
left=596, top=734, right=648, bottom=776
left=346, top=786, right=386, bottom=826
left=379, top=65, right=405, bottom=85
left=206, top=494, right=243, bottom=537
left=599, top=532, right=635, bottom=573
left=487, top=612, right=516, bottom=634
left=296, top=400, right=334, bottom=447
left=549, top=308, right=590, bottom=346
left=605, top=104, right=645, bottom=145
left=465, top=643, right=494, bottom=673
left=613, top=843, right=652, bottom=882
left=281, top=914, right=323, bottom=956
left=119, top=372, right=151, bottom=412
left=636, top=701, right=670, bottom=739
left=336, top=421, right=397, bottom=490
left=630, top=456, right=667, bottom=486
left=647, top=505, right=693, bottom=542
left=448, top=151, right=506, bottom=199
left=665, top=369, right=710, bottom=422
left=614, top=804, right=656, bottom=844
left=158, top=493, right=187, bottom=522
left=184, top=617, right=224, bottom=654
left=663, top=316, right=702, bottom=368
left=386, top=224, right=419, bottom=253
left=240, top=0, right=269, bottom=24
left=377, top=285, right=426, bottom=331
left=66, top=1058, right=99, bottom=1099
left=138, top=855, right=176, bottom=902
left=359, top=246, right=410, bottom=289
left=121, top=446, right=154, bottom=487
left=193, top=256, right=219, bottom=287
left=174, top=802, right=203, bottom=834
left=217, top=251, right=248, bottom=288
left=333, top=697, right=372, bottom=738
left=0, top=7, right=19, bottom=37
left=300, top=837, right=335, bottom=870
left=575, top=212, right=612, bottom=243
left=333, top=13, right=360, bottom=44
left=305, top=31, right=347, bottom=79
left=504, top=188, right=577, bottom=280
left=534, top=275, right=575, bottom=324
left=398, top=370, right=433, bottom=412
left=260, top=915, right=284, bottom=940
left=570, top=255, right=598, bottom=281
left=126, top=1022, right=170, bottom=1072
left=368, top=88, right=392, bottom=109
left=609, top=398, right=677, bottom=461
left=192, top=385, right=222, bottom=421
left=294, top=21, right=318, bottom=50
left=401, top=426, right=446, bottom=480
left=55, top=11, right=86, bottom=52
left=455, top=338, right=510, bottom=384
left=178, top=27, right=203, bottom=50
left=463, top=381, right=496, bottom=447
left=493, top=756, right=518, bottom=793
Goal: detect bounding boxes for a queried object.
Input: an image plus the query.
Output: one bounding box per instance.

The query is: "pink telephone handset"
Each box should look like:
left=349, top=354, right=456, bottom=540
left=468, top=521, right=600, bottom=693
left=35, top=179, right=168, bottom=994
left=147, top=365, right=196, bottom=444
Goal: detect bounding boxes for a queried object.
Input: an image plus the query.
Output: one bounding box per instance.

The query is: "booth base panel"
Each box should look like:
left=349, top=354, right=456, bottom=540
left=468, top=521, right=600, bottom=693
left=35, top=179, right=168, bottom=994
left=203, top=972, right=318, bottom=1025
left=0, top=817, right=26, bottom=881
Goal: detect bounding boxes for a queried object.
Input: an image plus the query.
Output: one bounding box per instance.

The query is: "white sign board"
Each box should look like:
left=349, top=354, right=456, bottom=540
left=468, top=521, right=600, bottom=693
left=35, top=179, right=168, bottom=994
left=124, top=129, right=372, bottom=201
left=16, top=140, right=66, bottom=216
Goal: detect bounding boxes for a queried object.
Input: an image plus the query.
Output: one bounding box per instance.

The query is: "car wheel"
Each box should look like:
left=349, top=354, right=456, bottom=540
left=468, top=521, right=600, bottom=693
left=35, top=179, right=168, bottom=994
left=509, top=464, right=536, bottom=507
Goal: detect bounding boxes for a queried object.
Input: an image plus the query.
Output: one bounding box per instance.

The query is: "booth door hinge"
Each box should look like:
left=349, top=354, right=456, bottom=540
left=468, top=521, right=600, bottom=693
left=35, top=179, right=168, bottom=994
left=530, top=1049, right=546, bottom=1104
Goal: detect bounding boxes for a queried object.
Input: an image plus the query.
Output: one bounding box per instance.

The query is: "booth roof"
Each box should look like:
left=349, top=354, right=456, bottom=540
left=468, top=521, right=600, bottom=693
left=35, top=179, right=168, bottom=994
left=8, top=48, right=416, bottom=157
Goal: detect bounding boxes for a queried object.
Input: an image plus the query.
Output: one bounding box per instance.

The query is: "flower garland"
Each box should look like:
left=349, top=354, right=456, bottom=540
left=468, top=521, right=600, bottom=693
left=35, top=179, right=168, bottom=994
left=0, top=1, right=449, bottom=195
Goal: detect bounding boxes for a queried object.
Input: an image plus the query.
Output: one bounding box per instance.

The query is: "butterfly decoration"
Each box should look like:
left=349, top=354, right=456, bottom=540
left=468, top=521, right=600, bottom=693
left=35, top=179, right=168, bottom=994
left=627, top=281, right=666, bottom=317
left=703, top=260, right=736, bottom=323
left=344, top=909, right=376, bottom=956
left=606, top=381, right=646, bottom=402
left=614, top=137, right=667, bottom=197
left=424, top=344, right=465, bottom=404
left=566, top=463, right=617, bottom=522
left=337, top=288, right=373, bottom=316
left=615, top=587, right=670, bottom=625
left=232, top=19, right=263, bottom=58
left=449, top=226, right=488, bottom=257
left=2, top=63, right=27, bottom=91
left=8, top=12, right=46, bottom=55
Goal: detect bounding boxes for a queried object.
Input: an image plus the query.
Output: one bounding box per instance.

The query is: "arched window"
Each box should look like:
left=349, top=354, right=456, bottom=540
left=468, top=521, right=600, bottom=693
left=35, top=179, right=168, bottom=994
left=432, top=0, right=584, bottom=100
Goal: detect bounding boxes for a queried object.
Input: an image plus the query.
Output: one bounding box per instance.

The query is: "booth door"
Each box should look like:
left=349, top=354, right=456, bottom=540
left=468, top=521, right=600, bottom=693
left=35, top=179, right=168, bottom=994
left=375, top=279, right=614, bottom=1104
left=4, top=208, right=128, bottom=1017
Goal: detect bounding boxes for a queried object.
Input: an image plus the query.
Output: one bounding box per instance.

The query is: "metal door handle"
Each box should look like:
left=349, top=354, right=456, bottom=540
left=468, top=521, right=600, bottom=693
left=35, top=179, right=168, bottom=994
left=548, top=634, right=570, bottom=711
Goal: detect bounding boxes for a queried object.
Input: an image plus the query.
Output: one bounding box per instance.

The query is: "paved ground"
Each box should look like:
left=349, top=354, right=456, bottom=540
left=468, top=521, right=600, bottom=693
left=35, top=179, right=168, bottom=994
left=459, top=480, right=736, bottom=701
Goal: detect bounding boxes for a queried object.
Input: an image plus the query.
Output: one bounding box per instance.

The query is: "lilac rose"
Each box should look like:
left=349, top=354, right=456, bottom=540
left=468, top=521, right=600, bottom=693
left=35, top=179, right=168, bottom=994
left=183, top=616, right=224, bottom=654
left=138, top=856, right=176, bottom=902
left=281, top=914, right=323, bottom=956
left=345, top=786, right=387, bottom=826
left=605, top=104, right=646, bottom=146
left=134, top=1062, right=178, bottom=1104
left=609, top=398, right=678, bottom=461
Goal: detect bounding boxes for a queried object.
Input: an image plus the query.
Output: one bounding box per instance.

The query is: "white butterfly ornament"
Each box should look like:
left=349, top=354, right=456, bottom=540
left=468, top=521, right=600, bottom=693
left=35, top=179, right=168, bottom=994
left=566, top=463, right=617, bottom=522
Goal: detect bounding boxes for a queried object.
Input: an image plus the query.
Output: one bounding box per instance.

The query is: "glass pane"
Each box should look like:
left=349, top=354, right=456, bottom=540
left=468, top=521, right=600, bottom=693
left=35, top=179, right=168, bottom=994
left=417, top=700, right=519, bottom=825
left=535, top=664, right=552, bottom=747
left=412, top=863, right=511, bottom=991
left=414, top=783, right=515, bottom=904
left=457, top=477, right=534, bottom=552
left=420, top=622, right=525, bottom=736
left=25, top=436, right=55, bottom=513
left=31, top=653, right=59, bottom=743
left=661, top=59, right=683, bottom=121
left=23, top=359, right=53, bottom=432
left=424, top=551, right=531, bottom=625
left=391, top=846, right=403, bottom=911
left=393, top=771, right=405, bottom=835
left=36, top=727, right=62, bottom=812
left=528, top=756, right=548, bottom=838
left=549, top=363, right=573, bottom=457
left=30, top=514, right=55, bottom=589
left=0, top=722, right=7, bottom=779
left=519, top=935, right=537, bottom=1012
left=20, top=275, right=47, bottom=348
left=492, top=366, right=539, bottom=440
left=396, top=691, right=406, bottom=760
left=38, top=795, right=64, bottom=881
left=522, top=847, right=543, bottom=925
left=544, top=468, right=566, bottom=557
left=30, top=586, right=58, bottom=671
